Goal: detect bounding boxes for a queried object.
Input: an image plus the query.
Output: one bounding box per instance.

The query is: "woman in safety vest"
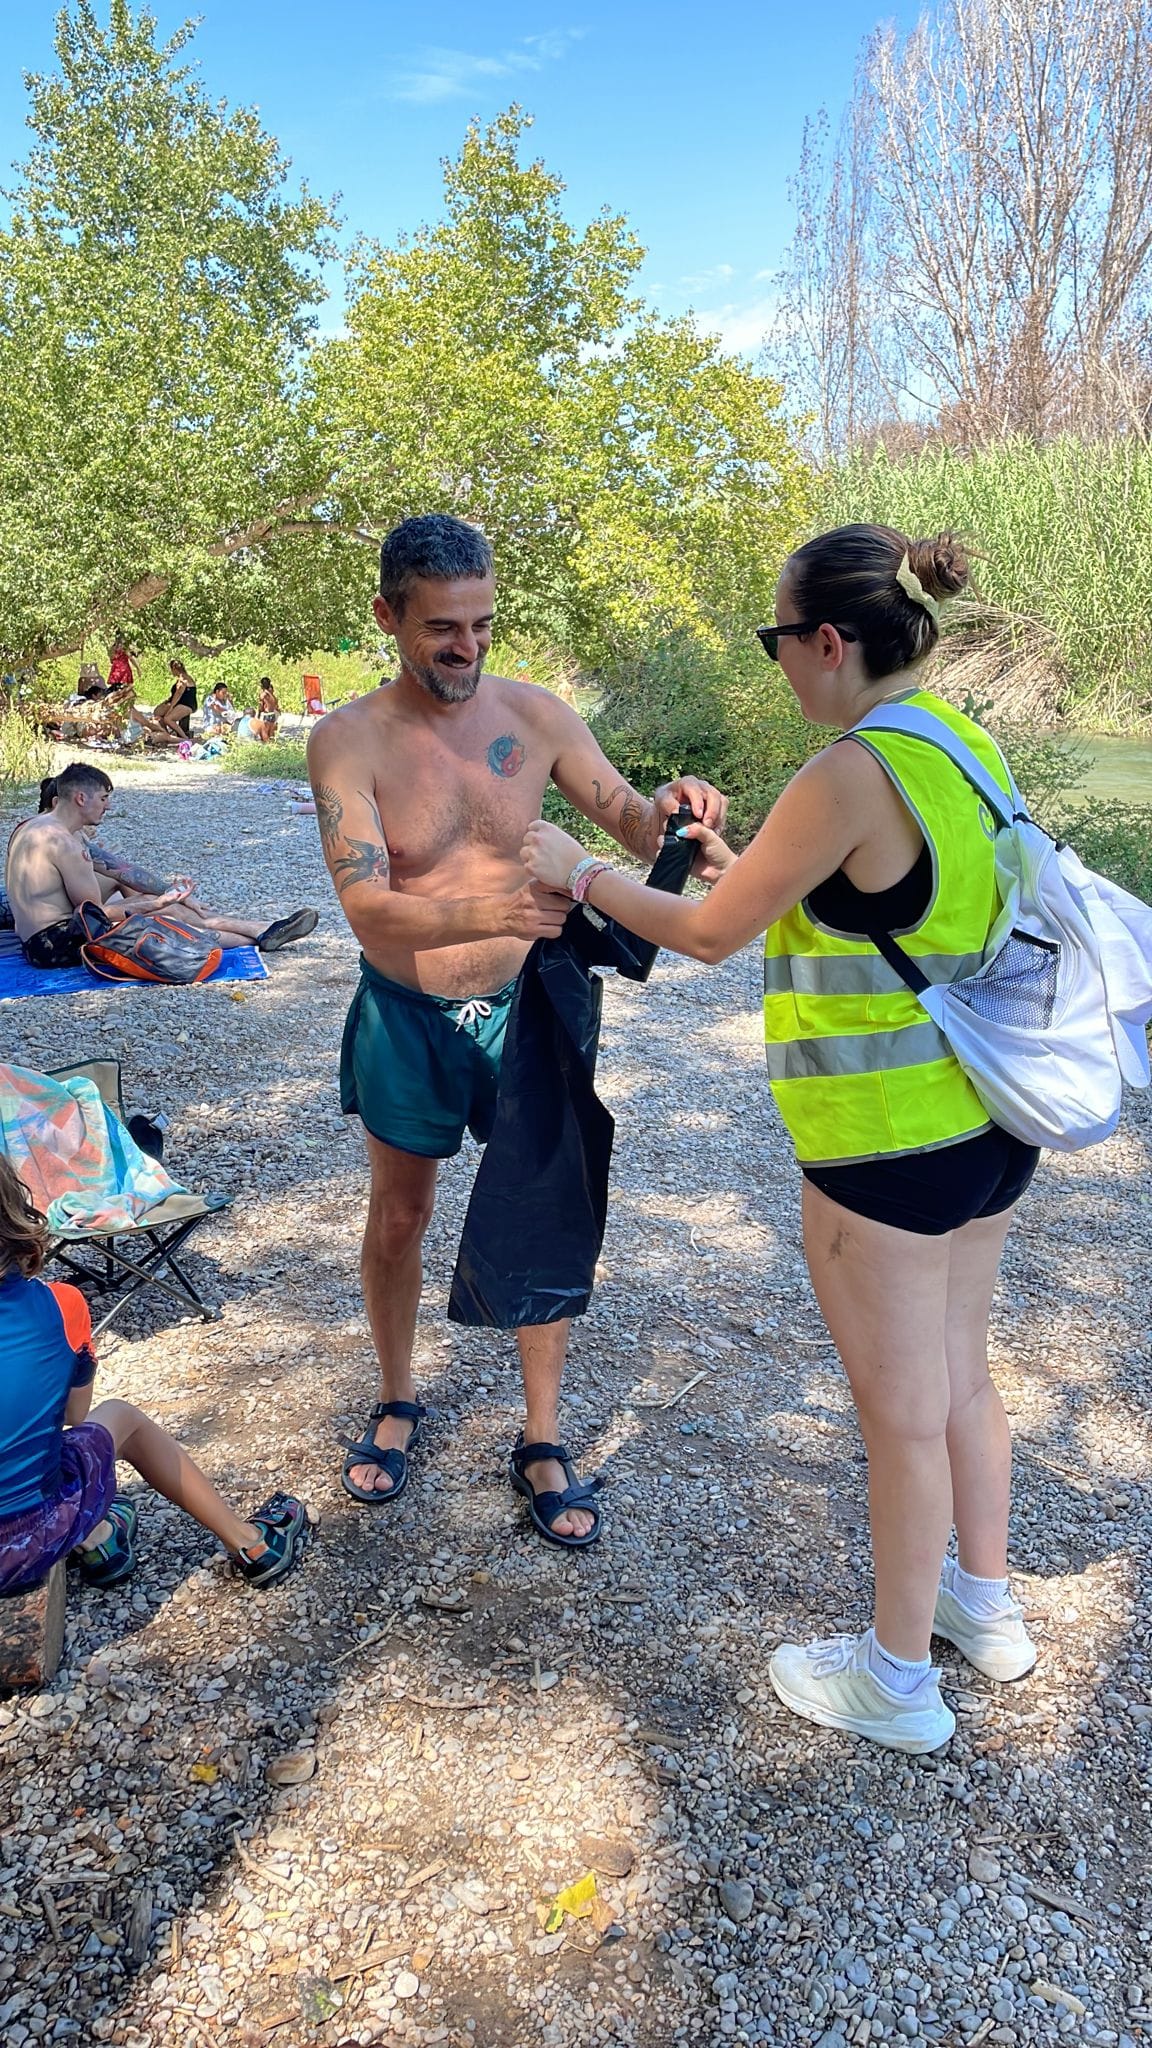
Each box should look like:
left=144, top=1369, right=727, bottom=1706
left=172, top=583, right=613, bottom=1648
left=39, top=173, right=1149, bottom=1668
left=521, top=523, right=1040, bottom=1754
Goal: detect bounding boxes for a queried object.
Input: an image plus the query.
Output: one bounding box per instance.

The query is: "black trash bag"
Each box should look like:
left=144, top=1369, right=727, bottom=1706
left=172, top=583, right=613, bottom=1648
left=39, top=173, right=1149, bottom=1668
left=448, top=811, right=696, bottom=1329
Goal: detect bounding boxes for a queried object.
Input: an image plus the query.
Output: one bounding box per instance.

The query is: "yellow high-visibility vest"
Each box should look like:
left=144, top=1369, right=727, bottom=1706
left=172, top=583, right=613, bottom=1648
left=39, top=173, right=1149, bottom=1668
left=764, top=688, right=1013, bottom=1166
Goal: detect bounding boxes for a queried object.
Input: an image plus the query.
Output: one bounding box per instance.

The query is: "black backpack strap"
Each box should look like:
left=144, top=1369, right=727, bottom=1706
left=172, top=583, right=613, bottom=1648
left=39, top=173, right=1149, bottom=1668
left=865, top=922, right=931, bottom=998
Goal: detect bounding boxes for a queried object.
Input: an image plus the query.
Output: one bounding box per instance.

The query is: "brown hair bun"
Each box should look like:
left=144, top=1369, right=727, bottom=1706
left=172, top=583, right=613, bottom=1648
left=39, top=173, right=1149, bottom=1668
left=906, top=533, right=970, bottom=603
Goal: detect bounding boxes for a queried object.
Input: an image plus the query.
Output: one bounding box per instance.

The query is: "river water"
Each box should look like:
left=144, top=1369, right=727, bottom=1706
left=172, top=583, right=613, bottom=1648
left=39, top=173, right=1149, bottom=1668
left=1058, top=735, right=1151, bottom=806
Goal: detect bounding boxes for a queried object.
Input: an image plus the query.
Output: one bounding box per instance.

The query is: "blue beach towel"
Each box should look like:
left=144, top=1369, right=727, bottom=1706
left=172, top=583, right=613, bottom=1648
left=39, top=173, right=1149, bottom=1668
left=0, top=931, right=268, bottom=1002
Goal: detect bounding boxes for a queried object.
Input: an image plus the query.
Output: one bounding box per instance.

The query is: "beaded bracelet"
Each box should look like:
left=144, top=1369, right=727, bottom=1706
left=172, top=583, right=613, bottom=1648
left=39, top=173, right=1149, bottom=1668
left=571, top=859, right=611, bottom=904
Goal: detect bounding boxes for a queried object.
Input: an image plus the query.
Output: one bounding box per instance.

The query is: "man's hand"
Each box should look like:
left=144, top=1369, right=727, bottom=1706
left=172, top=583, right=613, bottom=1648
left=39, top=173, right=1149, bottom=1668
left=520, top=821, right=588, bottom=893
left=652, top=776, right=729, bottom=844
left=502, top=881, right=575, bottom=940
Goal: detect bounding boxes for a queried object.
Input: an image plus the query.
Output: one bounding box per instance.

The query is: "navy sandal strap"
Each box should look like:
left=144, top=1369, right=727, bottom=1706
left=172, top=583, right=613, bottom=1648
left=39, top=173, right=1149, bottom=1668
left=341, top=1437, right=407, bottom=1483
left=512, top=1438, right=569, bottom=1470
left=369, top=1400, right=427, bottom=1424
left=508, top=1435, right=604, bottom=1548
left=530, top=1479, right=602, bottom=1525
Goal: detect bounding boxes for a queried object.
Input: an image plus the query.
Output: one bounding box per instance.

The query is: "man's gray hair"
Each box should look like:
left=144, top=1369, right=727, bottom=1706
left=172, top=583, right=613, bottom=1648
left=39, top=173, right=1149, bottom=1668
left=379, top=515, right=494, bottom=618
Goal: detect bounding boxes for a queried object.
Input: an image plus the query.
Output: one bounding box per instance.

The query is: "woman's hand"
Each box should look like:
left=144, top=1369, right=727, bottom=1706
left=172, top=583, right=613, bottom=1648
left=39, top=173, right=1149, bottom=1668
left=677, top=820, right=738, bottom=888
left=521, top=820, right=589, bottom=893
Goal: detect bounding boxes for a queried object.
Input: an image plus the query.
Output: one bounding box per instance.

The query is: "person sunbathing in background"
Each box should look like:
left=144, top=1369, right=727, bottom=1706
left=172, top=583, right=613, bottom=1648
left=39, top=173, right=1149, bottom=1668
left=4, top=762, right=318, bottom=967
left=0, top=1157, right=314, bottom=1592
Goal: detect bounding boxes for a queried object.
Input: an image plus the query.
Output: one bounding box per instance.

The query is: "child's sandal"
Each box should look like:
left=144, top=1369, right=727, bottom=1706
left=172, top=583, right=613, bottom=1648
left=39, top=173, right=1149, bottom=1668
left=72, top=1495, right=139, bottom=1587
left=230, top=1492, right=315, bottom=1588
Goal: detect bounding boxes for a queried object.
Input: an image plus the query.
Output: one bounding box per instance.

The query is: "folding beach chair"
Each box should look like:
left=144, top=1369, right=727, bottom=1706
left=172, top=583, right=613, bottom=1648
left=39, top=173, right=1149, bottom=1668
left=42, top=1059, right=234, bottom=1339
left=302, top=674, right=326, bottom=719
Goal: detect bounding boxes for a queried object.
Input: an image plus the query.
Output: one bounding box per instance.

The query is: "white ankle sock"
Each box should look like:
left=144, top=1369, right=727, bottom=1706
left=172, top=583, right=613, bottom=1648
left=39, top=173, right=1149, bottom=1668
left=952, top=1562, right=1012, bottom=1619
left=866, top=1630, right=932, bottom=1696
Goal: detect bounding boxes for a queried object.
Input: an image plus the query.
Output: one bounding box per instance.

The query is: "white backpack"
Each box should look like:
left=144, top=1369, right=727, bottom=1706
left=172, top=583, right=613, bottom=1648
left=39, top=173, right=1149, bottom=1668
left=853, top=703, right=1152, bottom=1152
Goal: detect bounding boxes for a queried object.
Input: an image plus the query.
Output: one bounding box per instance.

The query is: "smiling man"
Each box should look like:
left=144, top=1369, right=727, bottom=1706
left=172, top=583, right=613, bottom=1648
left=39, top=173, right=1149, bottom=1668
left=309, top=513, right=725, bottom=1547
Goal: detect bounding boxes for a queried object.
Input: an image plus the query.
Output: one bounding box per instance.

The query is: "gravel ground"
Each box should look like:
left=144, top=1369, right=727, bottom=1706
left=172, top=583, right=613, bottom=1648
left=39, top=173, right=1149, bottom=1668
left=1, top=758, right=1150, bottom=2048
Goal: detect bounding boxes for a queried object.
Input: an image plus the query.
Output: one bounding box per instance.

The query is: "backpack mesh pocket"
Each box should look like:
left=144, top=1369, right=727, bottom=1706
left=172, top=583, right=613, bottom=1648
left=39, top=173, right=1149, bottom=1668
left=950, top=930, right=1058, bottom=1030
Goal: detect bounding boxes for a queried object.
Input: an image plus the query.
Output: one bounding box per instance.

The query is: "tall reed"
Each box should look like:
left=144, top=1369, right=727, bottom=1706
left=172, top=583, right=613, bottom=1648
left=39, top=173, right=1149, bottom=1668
left=822, top=437, right=1152, bottom=728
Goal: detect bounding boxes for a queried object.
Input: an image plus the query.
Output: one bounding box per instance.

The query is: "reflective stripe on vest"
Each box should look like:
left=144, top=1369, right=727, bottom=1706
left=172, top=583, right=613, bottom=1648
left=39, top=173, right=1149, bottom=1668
left=764, top=1016, right=950, bottom=1082
left=763, top=949, right=986, bottom=997
left=763, top=689, right=1012, bottom=1166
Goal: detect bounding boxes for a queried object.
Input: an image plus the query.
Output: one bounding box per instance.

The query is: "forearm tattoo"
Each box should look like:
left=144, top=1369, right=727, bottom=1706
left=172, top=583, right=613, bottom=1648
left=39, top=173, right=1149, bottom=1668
left=618, top=790, right=651, bottom=856
left=88, top=843, right=168, bottom=894
left=591, top=779, right=625, bottom=812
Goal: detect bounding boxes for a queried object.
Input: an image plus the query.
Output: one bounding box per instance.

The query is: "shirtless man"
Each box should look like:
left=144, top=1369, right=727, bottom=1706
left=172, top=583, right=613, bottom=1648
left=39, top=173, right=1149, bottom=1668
left=6, top=762, right=318, bottom=965
left=309, top=514, right=725, bottom=1547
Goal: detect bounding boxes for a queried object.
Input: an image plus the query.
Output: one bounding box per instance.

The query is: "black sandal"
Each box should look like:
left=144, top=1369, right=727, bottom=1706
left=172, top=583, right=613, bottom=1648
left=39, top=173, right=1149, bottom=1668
left=509, top=1433, right=603, bottom=1549
left=340, top=1401, right=427, bottom=1504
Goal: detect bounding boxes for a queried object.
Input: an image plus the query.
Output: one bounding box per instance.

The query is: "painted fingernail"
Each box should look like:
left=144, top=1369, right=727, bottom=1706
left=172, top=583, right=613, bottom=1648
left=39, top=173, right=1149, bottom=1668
left=675, top=826, right=689, bottom=838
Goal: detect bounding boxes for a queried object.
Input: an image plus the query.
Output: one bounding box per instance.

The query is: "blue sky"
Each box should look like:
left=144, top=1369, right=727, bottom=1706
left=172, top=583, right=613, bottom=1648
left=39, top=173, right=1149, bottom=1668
left=0, top=1, right=916, bottom=353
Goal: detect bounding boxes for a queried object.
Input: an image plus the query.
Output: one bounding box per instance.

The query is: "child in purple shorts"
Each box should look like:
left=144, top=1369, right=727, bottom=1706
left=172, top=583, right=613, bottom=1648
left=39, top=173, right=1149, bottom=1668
left=0, top=1158, right=315, bottom=1593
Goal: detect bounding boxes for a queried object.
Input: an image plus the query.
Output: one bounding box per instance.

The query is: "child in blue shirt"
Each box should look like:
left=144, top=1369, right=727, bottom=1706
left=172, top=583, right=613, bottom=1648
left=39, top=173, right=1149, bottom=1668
left=0, top=1156, right=314, bottom=1592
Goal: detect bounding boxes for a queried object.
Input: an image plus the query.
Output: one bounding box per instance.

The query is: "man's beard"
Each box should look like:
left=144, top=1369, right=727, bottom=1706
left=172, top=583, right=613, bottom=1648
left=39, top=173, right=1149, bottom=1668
left=404, top=653, right=484, bottom=704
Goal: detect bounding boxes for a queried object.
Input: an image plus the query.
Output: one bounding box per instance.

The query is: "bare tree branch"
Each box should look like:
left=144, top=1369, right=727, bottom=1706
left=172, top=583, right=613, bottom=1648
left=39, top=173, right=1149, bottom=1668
left=776, top=0, right=1152, bottom=451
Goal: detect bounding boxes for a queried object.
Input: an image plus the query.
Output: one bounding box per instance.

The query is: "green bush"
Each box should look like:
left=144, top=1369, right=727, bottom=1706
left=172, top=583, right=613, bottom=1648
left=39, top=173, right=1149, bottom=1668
left=1051, top=801, right=1152, bottom=902
left=544, top=631, right=821, bottom=852
left=0, top=707, right=52, bottom=796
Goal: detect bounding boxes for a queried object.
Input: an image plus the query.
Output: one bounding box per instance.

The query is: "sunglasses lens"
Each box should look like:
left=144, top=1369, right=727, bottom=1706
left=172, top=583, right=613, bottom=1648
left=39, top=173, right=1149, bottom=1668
left=757, top=628, right=779, bottom=662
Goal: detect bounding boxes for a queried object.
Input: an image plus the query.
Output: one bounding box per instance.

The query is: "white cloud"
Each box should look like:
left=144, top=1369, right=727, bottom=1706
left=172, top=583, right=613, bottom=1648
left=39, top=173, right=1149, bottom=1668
left=692, top=294, right=781, bottom=359
left=387, top=30, right=584, bottom=104
left=679, top=261, right=736, bottom=293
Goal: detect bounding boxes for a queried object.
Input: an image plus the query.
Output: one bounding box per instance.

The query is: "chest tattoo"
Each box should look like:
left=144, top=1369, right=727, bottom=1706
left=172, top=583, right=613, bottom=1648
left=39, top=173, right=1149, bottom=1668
left=487, top=732, right=527, bottom=779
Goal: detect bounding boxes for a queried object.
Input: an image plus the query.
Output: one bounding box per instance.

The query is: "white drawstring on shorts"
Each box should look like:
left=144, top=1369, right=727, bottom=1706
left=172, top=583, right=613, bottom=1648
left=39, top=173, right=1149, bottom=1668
left=453, top=999, right=493, bottom=1033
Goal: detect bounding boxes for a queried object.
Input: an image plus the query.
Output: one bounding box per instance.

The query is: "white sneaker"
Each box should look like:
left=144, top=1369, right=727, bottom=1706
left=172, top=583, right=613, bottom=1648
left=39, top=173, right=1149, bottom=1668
left=768, top=1633, right=955, bottom=1753
left=932, top=1560, right=1037, bottom=1682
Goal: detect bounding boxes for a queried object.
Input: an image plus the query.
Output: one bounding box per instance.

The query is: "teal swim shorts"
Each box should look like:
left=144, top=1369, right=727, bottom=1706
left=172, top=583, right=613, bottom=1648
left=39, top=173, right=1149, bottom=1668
left=340, top=959, right=518, bottom=1158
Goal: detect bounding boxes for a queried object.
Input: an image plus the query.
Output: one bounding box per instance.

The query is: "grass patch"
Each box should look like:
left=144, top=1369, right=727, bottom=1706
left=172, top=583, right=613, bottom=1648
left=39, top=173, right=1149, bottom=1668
left=221, top=737, right=309, bottom=780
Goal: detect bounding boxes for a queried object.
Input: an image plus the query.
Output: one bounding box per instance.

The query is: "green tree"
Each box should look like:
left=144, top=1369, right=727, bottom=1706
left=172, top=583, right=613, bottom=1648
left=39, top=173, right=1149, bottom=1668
left=0, top=1, right=350, bottom=668
left=326, top=108, right=811, bottom=664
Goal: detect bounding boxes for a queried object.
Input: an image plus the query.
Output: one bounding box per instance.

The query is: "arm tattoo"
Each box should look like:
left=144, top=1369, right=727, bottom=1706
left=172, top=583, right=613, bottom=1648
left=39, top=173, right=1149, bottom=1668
left=331, top=836, right=391, bottom=894
left=356, top=788, right=385, bottom=833
left=313, top=784, right=343, bottom=850
left=87, top=843, right=168, bottom=894
left=618, top=790, right=650, bottom=856
left=591, top=779, right=625, bottom=812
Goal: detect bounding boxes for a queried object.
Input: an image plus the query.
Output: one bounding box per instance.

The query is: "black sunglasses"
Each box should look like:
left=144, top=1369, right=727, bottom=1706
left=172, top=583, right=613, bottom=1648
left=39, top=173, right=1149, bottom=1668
left=756, top=622, right=860, bottom=662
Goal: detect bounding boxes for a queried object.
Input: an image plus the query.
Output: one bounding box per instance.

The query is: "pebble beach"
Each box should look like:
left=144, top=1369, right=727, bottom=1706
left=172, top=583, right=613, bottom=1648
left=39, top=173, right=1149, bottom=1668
left=0, top=756, right=1149, bottom=2048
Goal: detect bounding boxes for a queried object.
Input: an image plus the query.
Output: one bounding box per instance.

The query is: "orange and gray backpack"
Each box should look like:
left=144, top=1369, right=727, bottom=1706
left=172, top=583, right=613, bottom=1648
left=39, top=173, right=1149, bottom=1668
left=77, top=904, right=221, bottom=984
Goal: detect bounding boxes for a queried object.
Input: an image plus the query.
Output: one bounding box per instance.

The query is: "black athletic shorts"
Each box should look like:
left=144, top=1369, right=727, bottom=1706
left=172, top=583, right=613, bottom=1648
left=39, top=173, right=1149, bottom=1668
left=23, top=914, right=87, bottom=969
left=802, top=1124, right=1040, bottom=1236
